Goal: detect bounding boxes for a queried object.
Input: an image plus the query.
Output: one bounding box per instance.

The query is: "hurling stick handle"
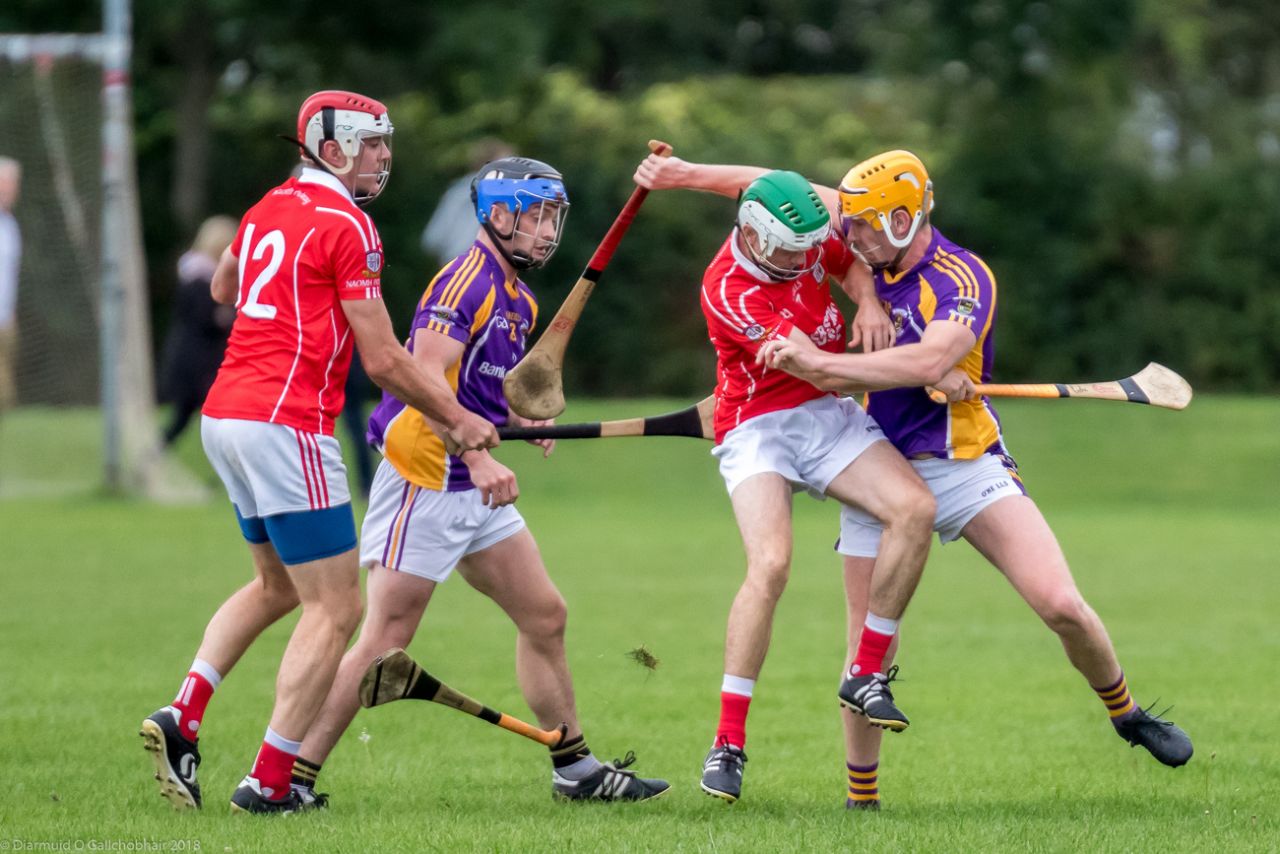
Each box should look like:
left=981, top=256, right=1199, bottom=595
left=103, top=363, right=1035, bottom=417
left=585, top=140, right=673, bottom=271
left=927, top=383, right=1063, bottom=405
left=500, top=422, right=606, bottom=440
left=496, top=714, right=566, bottom=747
left=972, top=383, right=1065, bottom=399
left=431, top=679, right=565, bottom=747
left=498, top=397, right=714, bottom=441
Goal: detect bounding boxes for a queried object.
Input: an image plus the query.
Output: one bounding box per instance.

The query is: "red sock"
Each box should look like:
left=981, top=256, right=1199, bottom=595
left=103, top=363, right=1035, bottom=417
left=251, top=737, right=298, bottom=801
left=171, top=671, right=215, bottom=742
left=716, top=691, right=752, bottom=749
left=852, top=625, right=895, bottom=675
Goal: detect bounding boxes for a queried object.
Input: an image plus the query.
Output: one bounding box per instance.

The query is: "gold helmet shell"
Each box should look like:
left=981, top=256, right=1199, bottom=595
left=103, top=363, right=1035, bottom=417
left=838, top=150, right=934, bottom=252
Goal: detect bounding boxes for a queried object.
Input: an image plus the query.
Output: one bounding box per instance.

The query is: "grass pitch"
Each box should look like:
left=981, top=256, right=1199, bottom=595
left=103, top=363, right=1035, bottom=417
left=1, top=397, right=1277, bottom=852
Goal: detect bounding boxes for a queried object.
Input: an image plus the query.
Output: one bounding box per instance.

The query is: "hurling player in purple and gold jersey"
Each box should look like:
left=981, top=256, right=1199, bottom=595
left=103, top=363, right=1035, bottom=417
left=760, top=151, right=1192, bottom=808
left=290, top=157, right=668, bottom=804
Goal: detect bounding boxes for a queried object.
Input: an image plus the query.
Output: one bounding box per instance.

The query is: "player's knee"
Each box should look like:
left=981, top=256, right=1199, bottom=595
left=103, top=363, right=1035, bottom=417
left=520, top=592, right=568, bottom=643
left=310, top=587, right=362, bottom=641
left=336, top=591, right=364, bottom=640
left=745, top=555, right=791, bottom=601
left=260, top=577, right=300, bottom=619
left=1039, top=589, right=1091, bottom=635
left=358, top=613, right=415, bottom=654
left=884, top=486, right=935, bottom=536
left=539, top=593, right=569, bottom=639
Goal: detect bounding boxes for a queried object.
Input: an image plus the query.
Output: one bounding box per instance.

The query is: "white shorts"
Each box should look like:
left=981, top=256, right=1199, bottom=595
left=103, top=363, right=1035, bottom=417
left=837, top=452, right=1026, bottom=557
left=713, top=395, right=886, bottom=499
left=359, top=458, right=526, bottom=582
left=201, top=416, right=351, bottom=518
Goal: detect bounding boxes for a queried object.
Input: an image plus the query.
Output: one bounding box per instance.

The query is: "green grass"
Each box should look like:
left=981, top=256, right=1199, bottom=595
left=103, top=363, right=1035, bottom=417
left=1, top=397, right=1277, bottom=852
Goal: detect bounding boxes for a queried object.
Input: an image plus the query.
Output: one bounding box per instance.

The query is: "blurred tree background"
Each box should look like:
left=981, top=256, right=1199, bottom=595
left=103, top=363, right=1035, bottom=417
left=4, top=0, right=1279, bottom=395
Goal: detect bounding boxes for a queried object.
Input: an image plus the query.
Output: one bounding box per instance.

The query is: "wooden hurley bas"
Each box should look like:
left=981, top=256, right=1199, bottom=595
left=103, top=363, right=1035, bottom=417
left=929, top=363, right=1193, bottom=410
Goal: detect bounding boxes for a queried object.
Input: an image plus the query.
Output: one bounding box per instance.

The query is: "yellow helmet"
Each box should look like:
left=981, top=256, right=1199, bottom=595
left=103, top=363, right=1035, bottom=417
left=838, top=150, right=934, bottom=253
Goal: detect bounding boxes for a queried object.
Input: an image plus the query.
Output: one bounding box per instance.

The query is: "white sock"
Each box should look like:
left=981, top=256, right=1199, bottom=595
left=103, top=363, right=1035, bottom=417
left=263, top=726, right=302, bottom=754
left=554, top=753, right=603, bottom=781
left=721, top=674, right=755, bottom=697
left=864, top=612, right=899, bottom=636
left=190, top=658, right=223, bottom=689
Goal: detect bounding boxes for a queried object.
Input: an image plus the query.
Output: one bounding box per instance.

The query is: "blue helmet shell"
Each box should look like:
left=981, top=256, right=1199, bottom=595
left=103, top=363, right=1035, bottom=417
left=471, top=157, right=568, bottom=223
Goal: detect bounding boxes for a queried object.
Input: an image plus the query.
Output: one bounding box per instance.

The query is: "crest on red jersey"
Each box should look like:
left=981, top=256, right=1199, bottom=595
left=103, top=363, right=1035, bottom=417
left=365, top=250, right=383, bottom=274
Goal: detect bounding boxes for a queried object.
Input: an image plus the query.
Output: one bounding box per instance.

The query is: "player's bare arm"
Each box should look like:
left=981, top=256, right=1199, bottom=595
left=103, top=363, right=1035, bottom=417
left=634, top=153, right=847, bottom=224
left=760, top=318, right=976, bottom=391
left=633, top=154, right=767, bottom=197
left=210, top=247, right=238, bottom=305
left=341, top=298, right=499, bottom=453
left=841, top=261, right=894, bottom=353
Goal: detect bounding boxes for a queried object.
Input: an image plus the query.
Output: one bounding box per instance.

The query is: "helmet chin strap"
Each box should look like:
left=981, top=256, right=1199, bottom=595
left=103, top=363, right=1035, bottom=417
left=887, top=243, right=912, bottom=272
left=865, top=215, right=925, bottom=273
left=481, top=220, right=536, bottom=271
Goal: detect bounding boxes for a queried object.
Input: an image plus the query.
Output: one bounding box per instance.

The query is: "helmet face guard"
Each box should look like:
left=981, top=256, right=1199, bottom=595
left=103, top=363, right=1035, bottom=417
left=471, top=158, right=570, bottom=270
left=297, top=91, right=394, bottom=205
left=736, top=171, right=831, bottom=282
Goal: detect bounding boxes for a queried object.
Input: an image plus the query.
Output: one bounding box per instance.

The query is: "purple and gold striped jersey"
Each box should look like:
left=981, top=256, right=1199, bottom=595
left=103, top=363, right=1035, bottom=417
left=867, top=229, right=1005, bottom=460
left=367, top=241, right=537, bottom=491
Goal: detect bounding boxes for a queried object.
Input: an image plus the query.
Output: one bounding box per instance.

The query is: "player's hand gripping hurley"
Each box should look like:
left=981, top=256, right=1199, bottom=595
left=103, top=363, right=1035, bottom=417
left=927, top=362, right=1193, bottom=410
left=359, top=649, right=567, bottom=748
left=503, top=140, right=673, bottom=420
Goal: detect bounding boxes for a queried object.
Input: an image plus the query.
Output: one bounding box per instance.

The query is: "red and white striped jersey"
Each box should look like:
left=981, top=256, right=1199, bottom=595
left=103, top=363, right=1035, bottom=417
left=203, top=168, right=384, bottom=435
left=701, top=229, right=854, bottom=443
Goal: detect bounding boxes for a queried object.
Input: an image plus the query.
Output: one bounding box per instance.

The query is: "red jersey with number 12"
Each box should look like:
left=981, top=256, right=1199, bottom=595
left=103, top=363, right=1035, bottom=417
left=203, top=168, right=384, bottom=435
left=701, top=229, right=854, bottom=442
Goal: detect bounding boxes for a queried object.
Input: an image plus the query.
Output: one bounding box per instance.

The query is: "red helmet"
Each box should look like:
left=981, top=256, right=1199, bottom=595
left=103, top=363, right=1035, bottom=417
left=296, top=90, right=394, bottom=203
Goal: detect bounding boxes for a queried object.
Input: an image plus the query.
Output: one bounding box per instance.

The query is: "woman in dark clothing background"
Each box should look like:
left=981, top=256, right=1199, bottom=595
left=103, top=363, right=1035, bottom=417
left=159, top=215, right=236, bottom=446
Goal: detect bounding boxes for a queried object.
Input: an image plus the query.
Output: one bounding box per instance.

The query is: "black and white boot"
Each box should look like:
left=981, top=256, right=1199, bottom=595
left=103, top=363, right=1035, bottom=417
left=838, top=665, right=910, bottom=732
left=139, top=706, right=202, bottom=810
left=553, top=752, right=669, bottom=802
left=700, top=740, right=747, bottom=803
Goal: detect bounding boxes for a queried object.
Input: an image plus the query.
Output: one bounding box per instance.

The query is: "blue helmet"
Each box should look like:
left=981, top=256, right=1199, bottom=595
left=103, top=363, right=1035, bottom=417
left=470, top=157, right=569, bottom=270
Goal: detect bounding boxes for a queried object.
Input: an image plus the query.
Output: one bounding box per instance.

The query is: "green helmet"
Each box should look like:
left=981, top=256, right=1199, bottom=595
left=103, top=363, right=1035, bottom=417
left=737, top=170, right=831, bottom=281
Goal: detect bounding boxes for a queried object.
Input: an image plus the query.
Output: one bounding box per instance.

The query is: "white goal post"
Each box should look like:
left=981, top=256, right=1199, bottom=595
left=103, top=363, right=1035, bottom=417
left=0, top=0, right=175, bottom=496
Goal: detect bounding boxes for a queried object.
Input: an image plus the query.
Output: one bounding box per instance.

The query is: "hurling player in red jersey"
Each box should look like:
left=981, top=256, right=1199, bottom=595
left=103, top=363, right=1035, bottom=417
left=141, top=91, right=498, bottom=815
left=760, top=151, right=1193, bottom=807
left=634, top=158, right=936, bottom=804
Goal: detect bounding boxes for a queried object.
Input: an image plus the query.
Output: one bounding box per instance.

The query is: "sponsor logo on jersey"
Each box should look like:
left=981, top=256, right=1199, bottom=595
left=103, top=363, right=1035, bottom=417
left=272, top=187, right=313, bottom=205
left=477, top=361, right=507, bottom=378
left=365, top=250, right=383, bottom=274
left=743, top=323, right=766, bottom=341
left=809, top=303, right=843, bottom=347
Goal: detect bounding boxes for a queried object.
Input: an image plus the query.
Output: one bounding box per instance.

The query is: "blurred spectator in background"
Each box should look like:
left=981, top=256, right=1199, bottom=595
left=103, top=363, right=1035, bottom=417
left=420, top=138, right=513, bottom=267
left=0, top=156, right=21, bottom=415
left=159, top=215, right=237, bottom=446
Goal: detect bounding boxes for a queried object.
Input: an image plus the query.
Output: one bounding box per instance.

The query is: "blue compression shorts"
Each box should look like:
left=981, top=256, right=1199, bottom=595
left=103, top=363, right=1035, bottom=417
left=234, top=505, right=357, bottom=565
